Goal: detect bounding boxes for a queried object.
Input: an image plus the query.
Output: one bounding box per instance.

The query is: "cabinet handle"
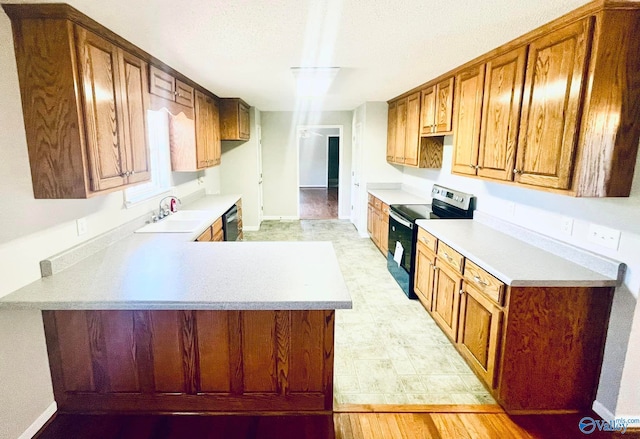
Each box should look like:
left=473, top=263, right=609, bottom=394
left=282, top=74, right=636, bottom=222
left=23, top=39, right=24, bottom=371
left=443, top=251, right=453, bottom=262
left=421, top=237, right=430, bottom=244
left=475, top=165, right=481, bottom=170
left=130, top=170, right=135, bottom=175
left=433, top=266, right=438, bottom=272
left=513, top=168, right=522, bottom=174
left=473, top=275, right=489, bottom=287
left=459, top=288, right=464, bottom=295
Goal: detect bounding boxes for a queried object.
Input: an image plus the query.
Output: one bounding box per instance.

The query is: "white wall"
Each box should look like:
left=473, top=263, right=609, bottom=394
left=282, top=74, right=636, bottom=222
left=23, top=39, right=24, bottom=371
left=299, top=128, right=340, bottom=187
left=352, top=102, right=404, bottom=234
left=0, top=10, right=221, bottom=437
left=219, top=107, right=262, bottom=230
left=261, top=111, right=352, bottom=219
left=402, top=136, right=640, bottom=418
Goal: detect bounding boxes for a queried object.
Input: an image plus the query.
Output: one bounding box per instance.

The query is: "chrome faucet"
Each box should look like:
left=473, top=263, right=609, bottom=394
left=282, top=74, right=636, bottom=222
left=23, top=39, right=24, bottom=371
left=156, top=196, right=181, bottom=221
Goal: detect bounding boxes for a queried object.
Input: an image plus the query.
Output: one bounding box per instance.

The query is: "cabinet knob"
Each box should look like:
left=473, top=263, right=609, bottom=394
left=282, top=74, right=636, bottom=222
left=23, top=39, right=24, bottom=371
left=475, top=165, right=481, bottom=170
left=473, top=275, right=489, bottom=287
left=513, top=168, right=522, bottom=174
left=459, top=288, right=464, bottom=295
left=421, top=237, right=430, bottom=244
left=130, top=170, right=135, bottom=175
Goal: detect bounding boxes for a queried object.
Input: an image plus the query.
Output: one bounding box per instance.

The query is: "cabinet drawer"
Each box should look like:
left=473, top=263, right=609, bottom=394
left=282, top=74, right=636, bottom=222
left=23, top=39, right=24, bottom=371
left=373, top=197, right=382, bottom=210
left=437, top=241, right=464, bottom=273
left=417, top=228, right=437, bottom=253
left=195, top=226, right=213, bottom=242
left=368, top=193, right=374, bottom=205
left=464, top=260, right=504, bottom=305
left=175, top=80, right=194, bottom=107
left=381, top=203, right=390, bottom=218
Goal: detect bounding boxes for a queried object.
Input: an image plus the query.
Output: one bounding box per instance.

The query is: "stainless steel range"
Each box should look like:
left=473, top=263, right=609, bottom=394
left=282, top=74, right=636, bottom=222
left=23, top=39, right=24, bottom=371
left=387, top=185, right=475, bottom=298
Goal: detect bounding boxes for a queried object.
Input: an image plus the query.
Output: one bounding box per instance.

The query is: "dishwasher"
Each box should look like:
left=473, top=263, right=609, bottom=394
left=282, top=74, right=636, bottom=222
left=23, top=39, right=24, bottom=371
left=222, top=205, right=239, bottom=241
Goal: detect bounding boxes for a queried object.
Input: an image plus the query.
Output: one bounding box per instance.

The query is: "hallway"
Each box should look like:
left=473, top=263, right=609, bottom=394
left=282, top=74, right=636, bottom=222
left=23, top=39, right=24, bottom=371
left=299, top=188, right=338, bottom=219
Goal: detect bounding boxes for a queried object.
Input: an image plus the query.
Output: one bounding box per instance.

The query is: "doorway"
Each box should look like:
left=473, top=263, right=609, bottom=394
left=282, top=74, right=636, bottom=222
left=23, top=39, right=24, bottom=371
left=297, top=126, right=342, bottom=220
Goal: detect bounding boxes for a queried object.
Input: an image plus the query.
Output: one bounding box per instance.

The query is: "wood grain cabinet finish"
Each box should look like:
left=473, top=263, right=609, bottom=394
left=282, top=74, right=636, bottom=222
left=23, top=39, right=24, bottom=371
left=42, top=309, right=335, bottom=413
left=515, top=19, right=592, bottom=190
left=403, top=91, right=422, bottom=166
left=417, top=228, right=614, bottom=413
left=386, top=101, right=398, bottom=161
left=421, top=77, right=454, bottom=136
left=457, top=282, right=502, bottom=388
left=394, top=98, right=408, bottom=163
left=477, top=47, right=527, bottom=181
left=195, top=90, right=221, bottom=169
left=149, top=65, right=195, bottom=108
left=367, top=195, right=389, bottom=256
left=452, top=65, right=485, bottom=176
left=6, top=15, right=151, bottom=198
left=220, top=98, right=250, bottom=140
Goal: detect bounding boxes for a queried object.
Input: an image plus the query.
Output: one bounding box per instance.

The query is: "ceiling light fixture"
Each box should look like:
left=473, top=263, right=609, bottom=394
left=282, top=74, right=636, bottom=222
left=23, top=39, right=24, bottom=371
left=291, top=67, right=340, bottom=97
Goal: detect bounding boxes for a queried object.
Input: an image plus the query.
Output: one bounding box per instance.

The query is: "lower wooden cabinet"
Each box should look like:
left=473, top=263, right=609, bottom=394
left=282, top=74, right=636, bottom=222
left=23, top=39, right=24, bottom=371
left=431, top=259, right=462, bottom=342
left=367, top=194, right=389, bottom=256
left=195, top=217, right=224, bottom=242
left=457, top=282, right=502, bottom=388
left=414, top=225, right=614, bottom=413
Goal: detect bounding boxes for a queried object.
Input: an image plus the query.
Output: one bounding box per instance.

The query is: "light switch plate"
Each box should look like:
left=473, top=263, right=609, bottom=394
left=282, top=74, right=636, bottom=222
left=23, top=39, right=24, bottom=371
left=587, top=223, right=620, bottom=250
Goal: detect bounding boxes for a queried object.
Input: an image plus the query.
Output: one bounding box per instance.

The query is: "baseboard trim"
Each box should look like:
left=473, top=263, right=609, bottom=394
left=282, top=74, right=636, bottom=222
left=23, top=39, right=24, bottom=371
left=243, top=226, right=260, bottom=232
left=19, top=401, right=57, bottom=439
left=262, top=216, right=300, bottom=221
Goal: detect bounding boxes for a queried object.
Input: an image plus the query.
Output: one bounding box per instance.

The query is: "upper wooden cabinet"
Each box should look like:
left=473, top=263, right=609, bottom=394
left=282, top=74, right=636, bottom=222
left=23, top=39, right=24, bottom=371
left=421, top=77, right=454, bottom=136
left=515, top=19, right=591, bottom=190
left=195, top=91, right=221, bottom=169
left=388, top=92, right=443, bottom=168
left=5, top=11, right=151, bottom=198
left=149, top=65, right=194, bottom=108
left=451, top=65, right=485, bottom=176
left=220, top=98, right=250, bottom=140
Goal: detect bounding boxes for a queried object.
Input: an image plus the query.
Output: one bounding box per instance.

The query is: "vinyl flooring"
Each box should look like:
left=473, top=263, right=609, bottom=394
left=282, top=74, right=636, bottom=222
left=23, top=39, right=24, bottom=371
left=299, top=187, right=338, bottom=219
left=244, top=220, right=495, bottom=406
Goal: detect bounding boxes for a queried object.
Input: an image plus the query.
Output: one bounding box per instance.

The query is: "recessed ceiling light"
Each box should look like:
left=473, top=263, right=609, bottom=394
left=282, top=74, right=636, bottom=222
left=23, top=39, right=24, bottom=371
left=290, top=67, right=340, bottom=97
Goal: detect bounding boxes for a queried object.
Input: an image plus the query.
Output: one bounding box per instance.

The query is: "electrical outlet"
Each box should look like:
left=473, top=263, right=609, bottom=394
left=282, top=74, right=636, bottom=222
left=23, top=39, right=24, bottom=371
left=560, top=217, right=573, bottom=235
left=76, top=218, right=87, bottom=236
left=587, top=223, right=620, bottom=250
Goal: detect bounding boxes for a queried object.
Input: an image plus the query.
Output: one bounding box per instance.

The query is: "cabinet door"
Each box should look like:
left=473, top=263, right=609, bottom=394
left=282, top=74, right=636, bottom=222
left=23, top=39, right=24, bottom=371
left=432, top=260, right=462, bottom=342
left=118, top=50, right=151, bottom=184
left=395, top=98, right=407, bottom=163
left=367, top=203, right=375, bottom=237
left=515, top=19, right=592, bottom=189
left=414, top=242, right=436, bottom=311
left=380, top=204, right=389, bottom=256
left=477, top=47, right=526, bottom=181
left=239, top=102, right=251, bottom=139
left=404, top=91, right=421, bottom=166
left=210, top=97, right=221, bottom=166
left=458, top=282, right=502, bottom=388
left=452, top=65, right=485, bottom=176
left=434, top=77, right=454, bottom=133
left=387, top=101, right=398, bottom=162
left=420, top=86, right=436, bottom=135
left=195, top=90, right=213, bottom=169
left=175, top=80, right=194, bottom=108
left=149, top=65, right=175, bottom=100
left=76, top=27, right=127, bottom=192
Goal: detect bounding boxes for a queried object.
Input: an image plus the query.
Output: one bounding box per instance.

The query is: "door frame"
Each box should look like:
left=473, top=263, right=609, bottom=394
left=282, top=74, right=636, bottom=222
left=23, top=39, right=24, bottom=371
left=296, top=125, right=344, bottom=219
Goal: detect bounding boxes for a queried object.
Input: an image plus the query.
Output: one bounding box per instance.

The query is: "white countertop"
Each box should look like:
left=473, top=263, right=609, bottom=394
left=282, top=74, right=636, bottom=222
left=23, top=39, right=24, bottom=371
left=368, top=189, right=429, bottom=206
left=0, top=195, right=352, bottom=310
left=415, top=219, right=618, bottom=287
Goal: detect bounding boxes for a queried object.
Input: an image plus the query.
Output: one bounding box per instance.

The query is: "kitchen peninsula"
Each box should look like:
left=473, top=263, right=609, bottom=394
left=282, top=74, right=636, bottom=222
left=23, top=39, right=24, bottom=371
left=0, top=198, right=351, bottom=414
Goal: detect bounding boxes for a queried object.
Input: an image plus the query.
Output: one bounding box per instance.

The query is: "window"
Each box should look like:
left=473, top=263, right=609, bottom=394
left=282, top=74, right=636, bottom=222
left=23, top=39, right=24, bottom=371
left=124, top=109, right=173, bottom=206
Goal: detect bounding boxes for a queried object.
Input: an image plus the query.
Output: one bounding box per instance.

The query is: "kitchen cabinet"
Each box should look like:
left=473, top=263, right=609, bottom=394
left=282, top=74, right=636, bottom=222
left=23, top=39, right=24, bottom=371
left=451, top=65, right=485, bottom=176
left=394, top=98, right=407, bottom=163
left=195, top=91, right=221, bottom=169
left=195, top=217, right=224, bottom=242
left=403, top=91, right=421, bottom=166
left=420, top=77, right=454, bottom=136
left=5, top=14, right=151, bottom=198
left=220, top=98, right=251, bottom=140
left=386, top=101, right=398, bottom=162
left=236, top=199, right=244, bottom=241
left=149, top=65, right=194, bottom=108
left=514, top=19, right=591, bottom=190
left=415, top=223, right=614, bottom=412
left=367, top=194, right=389, bottom=256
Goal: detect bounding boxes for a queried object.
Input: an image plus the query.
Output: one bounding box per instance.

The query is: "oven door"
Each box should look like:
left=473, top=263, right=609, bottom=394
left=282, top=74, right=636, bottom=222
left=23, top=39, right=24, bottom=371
left=387, top=209, right=416, bottom=298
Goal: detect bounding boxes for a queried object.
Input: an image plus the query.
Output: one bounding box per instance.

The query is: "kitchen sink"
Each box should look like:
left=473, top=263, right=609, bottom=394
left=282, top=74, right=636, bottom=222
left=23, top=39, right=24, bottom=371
left=135, top=210, right=213, bottom=233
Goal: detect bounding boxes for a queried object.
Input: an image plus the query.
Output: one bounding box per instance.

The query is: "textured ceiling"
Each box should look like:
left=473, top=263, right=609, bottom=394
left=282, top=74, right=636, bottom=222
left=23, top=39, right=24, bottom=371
left=7, top=0, right=592, bottom=110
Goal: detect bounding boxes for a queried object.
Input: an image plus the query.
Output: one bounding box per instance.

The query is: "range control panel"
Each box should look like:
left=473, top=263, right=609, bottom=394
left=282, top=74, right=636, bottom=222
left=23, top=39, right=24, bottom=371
left=431, top=184, right=473, bottom=211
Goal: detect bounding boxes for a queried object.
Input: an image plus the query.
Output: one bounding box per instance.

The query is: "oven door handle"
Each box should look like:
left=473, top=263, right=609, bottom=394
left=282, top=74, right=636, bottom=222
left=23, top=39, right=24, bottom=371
left=389, top=210, right=413, bottom=229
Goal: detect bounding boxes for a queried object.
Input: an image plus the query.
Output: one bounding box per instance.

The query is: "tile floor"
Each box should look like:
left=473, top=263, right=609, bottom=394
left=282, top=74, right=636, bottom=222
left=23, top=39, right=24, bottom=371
left=244, top=219, right=495, bottom=406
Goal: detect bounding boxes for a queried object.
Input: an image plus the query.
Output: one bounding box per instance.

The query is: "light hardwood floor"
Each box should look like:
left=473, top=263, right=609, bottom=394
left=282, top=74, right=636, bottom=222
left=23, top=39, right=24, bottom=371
left=299, top=188, right=338, bottom=219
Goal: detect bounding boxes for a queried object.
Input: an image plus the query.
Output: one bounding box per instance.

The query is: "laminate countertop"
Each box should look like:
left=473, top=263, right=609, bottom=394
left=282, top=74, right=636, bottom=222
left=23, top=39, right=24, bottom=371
left=0, top=196, right=352, bottom=311
left=415, top=219, right=622, bottom=288
left=367, top=189, right=429, bottom=206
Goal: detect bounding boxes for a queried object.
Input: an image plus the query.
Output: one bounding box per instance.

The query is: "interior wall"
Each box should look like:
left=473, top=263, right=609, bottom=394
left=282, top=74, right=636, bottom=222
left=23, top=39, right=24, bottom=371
left=401, top=136, right=640, bottom=418
left=352, top=102, right=403, bottom=235
left=219, top=107, right=262, bottom=230
left=261, top=111, right=352, bottom=219
left=0, top=10, right=222, bottom=437
left=298, top=127, right=340, bottom=187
